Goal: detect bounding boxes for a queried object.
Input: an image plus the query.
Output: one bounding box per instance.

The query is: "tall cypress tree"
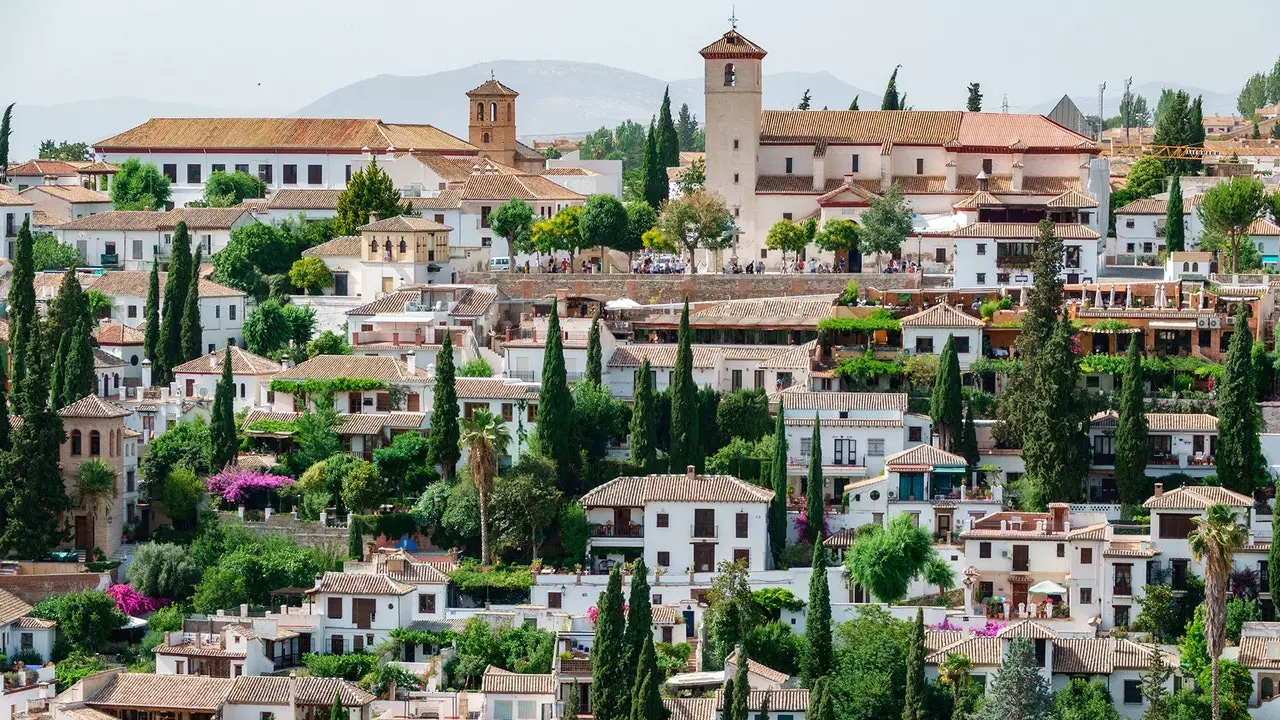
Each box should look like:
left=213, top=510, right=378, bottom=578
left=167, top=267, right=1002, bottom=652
left=881, top=66, right=902, bottom=110
left=180, top=245, right=204, bottom=362
left=804, top=415, right=824, bottom=545
left=46, top=269, right=87, bottom=351
left=1165, top=174, right=1185, bottom=253
left=63, top=315, right=96, bottom=404
left=210, top=345, right=238, bottom=470
left=585, top=306, right=603, bottom=386
left=621, top=558, right=652, bottom=693
left=626, top=631, right=661, bottom=720
left=0, top=346, right=10, bottom=451
left=641, top=120, right=667, bottom=209
left=902, top=608, right=926, bottom=720
left=8, top=218, right=35, bottom=413
left=768, top=401, right=789, bottom=568
left=808, top=679, right=833, bottom=720
left=565, top=683, right=581, bottom=720
left=158, top=221, right=193, bottom=384
left=657, top=87, right=680, bottom=169
left=1022, top=315, right=1091, bottom=504
left=1114, top=336, right=1151, bottom=506
left=428, top=330, right=460, bottom=481
left=931, top=334, right=963, bottom=450
left=668, top=300, right=699, bottom=472
left=49, top=333, right=69, bottom=411
left=1218, top=305, right=1261, bottom=495
left=591, top=565, right=627, bottom=720
left=631, top=359, right=656, bottom=471
left=802, top=543, right=833, bottom=684
left=729, top=654, right=749, bottom=720
left=143, top=262, right=161, bottom=370
left=959, top=401, right=980, bottom=474
left=534, top=303, right=576, bottom=490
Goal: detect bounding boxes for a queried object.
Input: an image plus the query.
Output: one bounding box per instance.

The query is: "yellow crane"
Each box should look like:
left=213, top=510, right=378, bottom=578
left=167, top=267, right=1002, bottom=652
left=1101, top=142, right=1280, bottom=158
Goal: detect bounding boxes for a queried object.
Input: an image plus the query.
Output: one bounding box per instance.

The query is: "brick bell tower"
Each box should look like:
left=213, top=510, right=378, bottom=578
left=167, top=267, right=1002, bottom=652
left=467, top=74, right=519, bottom=167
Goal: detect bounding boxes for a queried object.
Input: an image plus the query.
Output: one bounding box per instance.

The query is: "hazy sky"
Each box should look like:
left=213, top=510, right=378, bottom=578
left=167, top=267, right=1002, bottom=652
left=3, top=0, right=1277, bottom=112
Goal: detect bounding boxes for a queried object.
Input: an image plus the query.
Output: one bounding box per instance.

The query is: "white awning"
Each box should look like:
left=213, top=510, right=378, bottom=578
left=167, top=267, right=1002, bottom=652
left=1148, top=321, right=1197, bottom=330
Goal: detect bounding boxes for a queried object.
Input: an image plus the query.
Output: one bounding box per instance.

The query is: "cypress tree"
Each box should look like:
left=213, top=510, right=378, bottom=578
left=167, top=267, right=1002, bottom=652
left=723, top=679, right=735, bottom=720
left=802, top=543, right=833, bottom=684
left=1022, top=315, right=1090, bottom=505
left=848, top=96, right=860, bottom=111
left=565, top=683, right=581, bottom=720
left=143, top=262, right=161, bottom=370
left=931, top=334, right=963, bottom=450
left=1218, top=305, right=1261, bottom=494
left=180, top=245, right=204, bottom=362
left=46, top=269, right=87, bottom=351
left=758, top=691, right=771, bottom=720
left=1114, top=335, right=1151, bottom=506
left=804, top=414, right=824, bottom=545
left=658, top=87, right=680, bottom=169
left=64, top=316, right=96, bottom=404
left=158, top=220, right=193, bottom=384
left=768, top=401, right=789, bottom=568
left=329, top=691, right=349, bottom=720
left=1165, top=174, right=1185, bottom=253
left=1271, top=481, right=1280, bottom=601
left=881, top=66, right=902, bottom=110
left=591, top=565, right=627, bottom=720
left=534, top=303, right=576, bottom=490
left=668, top=300, right=699, bottom=472
left=641, top=120, right=667, bottom=209
left=8, top=218, right=35, bottom=413
left=630, top=359, right=656, bottom=471
left=959, top=401, right=980, bottom=474
left=348, top=518, right=364, bottom=561
left=0, top=104, right=11, bottom=183
left=585, top=306, right=603, bottom=386
left=49, top=333, right=69, bottom=411
left=210, top=345, right=238, bottom=470
left=627, top=635, right=662, bottom=720
left=428, top=330, right=460, bottom=481
left=0, top=346, right=9, bottom=450
left=729, top=653, right=749, bottom=720
left=902, top=608, right=926, bottom=720
left=621, top=558, right=652, bottom=691
left=813, top=678, right=836, bottom=720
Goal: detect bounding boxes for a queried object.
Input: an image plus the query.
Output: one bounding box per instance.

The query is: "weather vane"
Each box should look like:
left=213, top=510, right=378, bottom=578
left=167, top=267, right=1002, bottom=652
left=728, top=5, right=738, bottom=29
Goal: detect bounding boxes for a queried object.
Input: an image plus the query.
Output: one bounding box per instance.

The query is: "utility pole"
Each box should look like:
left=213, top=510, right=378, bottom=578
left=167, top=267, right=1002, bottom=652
left=1122, top=77, right=1133, bottom=144
left=1001, top=94, right=1009, bottom=113
left=1097, top=82, right=1107, bottom=140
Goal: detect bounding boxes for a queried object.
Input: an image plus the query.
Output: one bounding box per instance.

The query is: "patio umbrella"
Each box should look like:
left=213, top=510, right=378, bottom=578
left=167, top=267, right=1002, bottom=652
left=1027, top=580, right=1068, bottom=595
left=1108, top=285, right=1116, bottom=306
left=1094, top=285, right=1102, bottom=306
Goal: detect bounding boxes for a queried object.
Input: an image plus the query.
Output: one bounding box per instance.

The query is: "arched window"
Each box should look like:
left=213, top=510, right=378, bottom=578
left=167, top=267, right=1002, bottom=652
left=490, top=102, right=498, bottom=121
left=1192, top=262, right=1199, bottom=272
left=1264, top=677, right=1275, bottom=699
left=240, top=383, right=246, bottom=399
left=724, top=63, right=736, bottom=87
left=399, top=240, right=407, bottom=254
left=482, top=132, right=490, bottom=144
left=384, top=240, right=393, bottom=253
left=70, top=429, right=82, bottom=456
left=89, top=430, right=101, bottom=457
left=476, top=102, right=484, bottom=120
left=369, top=239, right=378, bottom=252
left=1183, top=262, right=1190, bottom=271
left=506, top=103, right=511, bottom=122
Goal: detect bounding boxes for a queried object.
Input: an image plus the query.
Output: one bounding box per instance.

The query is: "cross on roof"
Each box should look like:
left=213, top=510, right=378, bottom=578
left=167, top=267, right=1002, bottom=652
left=728, top=5, right=738, bottom=29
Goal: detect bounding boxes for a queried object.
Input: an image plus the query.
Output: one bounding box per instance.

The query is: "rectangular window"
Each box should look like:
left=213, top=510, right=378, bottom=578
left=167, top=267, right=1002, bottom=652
left=235, top=163, right=249, bottom=174
left=212, top=163, right=226, bottom=173
left=215, top=305, right=221, bottom=319
left=693, top=508, right=715, bottom=538
left=1080, top=547, right=1093, bottom=564
left=548, top=592, right=562, bottom=609
left=464, top=402, right=486, bottom=419
left=800, top=437, right=812, bottom=456
left=175, top=660, right=185, bottom=674
left=852, top=155, right=860, bottom=173
left=982, top=159, right=993, bottom=174
left=127, top=305, right=138, bottom=319
left=481, top=206, right=492, bottom=228
left=1116, top=605, right=1131, bottom=629
left=782, top=212, right=792, bottom=221
left=162, top=164, right=177, bottom=182
left=976, top=243, right=986, bottom=255
left=954, top=337, right=970, bottom=354
left=501, top=403, right=513, bottom=422
left=754, top=369, right=764, bottom=389
left=186, top=164, right=201, bottom=184
left=327, top=598, right=342, bottom=618
left=258, top=164, right=273, bottom=183
left=1012, top=545, right=1030, bottom=571
left=495, top=701, right=513, bottom=720
left=1123, top=680, right=1142, bottom=704
left=229, top=305, right=237, bottom=320
left=308, top=164, right=323, bottom=184
left=656, top=513, right=669, bottom=528
left=733, top=548, right=750, bottom=565
left=1159, top=514, right=1196, bottom=539
left=657, top=551, right=670, bottom=567
left=283, top=164, right=298, bottom=185
left=1126, top=219, right=1135, bottom=229
left=662, top=626, right=673, bottom=644
left=935, top=247, right=947, bottom=263
left=979, top=542, right=991, bottom=559
left=1057, top=543, right=1065, bottom=558
left=733, top=173, right=740, bottom=184
left=908, top=426, right=922, bottom=442
left=418, top=594, right=436, bottom=613
left=1079, top=587, right=1092, bottom=604
left=916, top=158, right=924, bottom=175
left=736, top=512, right=749, bottom=538
left=976, top=273, right=986, bottom=285
left=915, top=337, right=934, bottom=353
left=731, top=369, right=742, bottom=391
left=785, top=158, right=794, bottom=174
left=733, top=139, right=740, bottom=150
left=833, top=438, right=845, bottom=465
left=528, top=404, right=538, bottom=422
left=20, top=632, right=33, bottom=650
left=868, top=439, right=885, bottom=456
left=1171, top=559, right=1189, bottom=590
left=346, top=165, right=353, bottom=183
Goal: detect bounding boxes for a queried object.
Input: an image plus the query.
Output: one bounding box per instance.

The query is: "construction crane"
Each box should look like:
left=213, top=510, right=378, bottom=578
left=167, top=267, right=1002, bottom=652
left=1101, top=142, right=1280, bottom=158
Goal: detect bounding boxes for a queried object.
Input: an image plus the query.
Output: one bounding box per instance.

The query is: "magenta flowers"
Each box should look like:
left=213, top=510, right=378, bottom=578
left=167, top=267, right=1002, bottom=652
left=206, top=467, right=294, bottom=504
left=107, top=583, right=168, bottom=616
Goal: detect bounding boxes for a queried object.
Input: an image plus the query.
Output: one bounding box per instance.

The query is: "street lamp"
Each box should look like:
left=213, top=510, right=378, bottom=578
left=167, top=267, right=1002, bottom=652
left=916, top=232, right=923, bottom=269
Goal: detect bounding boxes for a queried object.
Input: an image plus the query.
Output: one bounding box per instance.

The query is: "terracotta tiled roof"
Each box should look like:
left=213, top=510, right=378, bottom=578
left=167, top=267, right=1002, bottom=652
left=357, top=215, right=451, bottom=233
left=761, top=110, right=961, bottom=144
left=1238, top=636, right=1280, bottom=669
left=59, top=395, right=132, bottom=419
left=885, top=444, right=967, bottom=468
left=481, top=666, right=555, bottom=694
left=0, top=588, right=33, bottom=625
left=784, top=416, right=902, bottom=429
left=373, top=552, right=455, bottom=584
left=664, top=698, right=716, bottom=720
left=468, top=79, right=520, bottom=97
left=958, top=113, right=1095, bottom=149
left=302, top=235, right=361, bottom=258
left=347, top=290, right=419, bottom=316
left=56, top=210, right=166, bottom=231
left=0, top=189, right=33, bottom=206
left=996, top=620, right=1057, bottom=640
left=93, top=322, right=146, bottom=345
left=1103, top=542, right=1160, bottom=558
left=823, top=527, right=858, bottom=549
left=454, top=378, right=538, bottom=400
left=94, top=347, right=126, bottom=368
left=1066, top=523, right=1109, bottom=541
left=540, top=167, right=595, bottom=176
left=226, top=675, right=375, bottom=706
left=32, top=210, right=64, bottom=226
left=581, top=473, right=773, bottom=507
left=726, top=648, right=791, bottom=684
left=154, top=640, right=247, bottom=658
left=87, top=673, right=233, bottom=711
left=699, top=30, right=767, bottom=59
left=266, top=189, right=343, bottom=210
left=451, top=288, right=498, bottom=317
left=815, top=181, right=880, bottom=205
left=173, top=347, right=283, bottom=376
left=1045, top=189, right=1098, bottom=208
left=14, top=615, right=56, bottom=628
left=1248, top=218, right=1280, bottom=236
left=407, top=188, right=464, bottom=211
left=652, top=605, right=682, bottom=625
left=75, top=161, right=121, bottom=174
left=952, top=190, right=1002, bottom=209
left=277, top=354, right=429, bottom=382
left=900, top=303, right=984, bottom=328
left=1116, top=196, right=1200, bottom=215
left=759, top=340, right=817, bottom=370
left=925, top=630, right=965, bottom=652
left=96, top=117, right=475, bottom=153
left=159, top=207, right=253, bottom=230
left=1143, top=484, right=1252, bottom=510
left=714, top=689, right=808, bottom=711
left=20, top=185, right=112, bottom=203
left=1052, top=638, right=1169, bottom=674
left=926, top=637, right=1003, bottom=666
left=1170, top=251, right=1213, bottom=264
left=771, top=387, right=908, bottom=412
left=459, top=173, right=585, bottom=202
left=7, top=160, right=81, bottom=177
left=311, top=572, right=414, bottom=596
left=951, top=222, right=1099, bottom=240
left=755, top=175, right=844, bottom=194
left=80, top=270, right=244, bottom=299
left=606, top=344, right=723, bottom=370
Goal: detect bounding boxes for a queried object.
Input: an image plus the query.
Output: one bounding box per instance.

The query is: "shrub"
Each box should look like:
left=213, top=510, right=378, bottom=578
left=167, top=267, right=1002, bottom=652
left=128, top=542, right=202, bottom=599
left=303, top=652, right=377, bottom=680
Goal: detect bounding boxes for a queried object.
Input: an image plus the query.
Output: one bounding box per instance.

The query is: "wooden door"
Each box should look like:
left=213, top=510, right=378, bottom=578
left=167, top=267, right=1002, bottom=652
left=693, top=543, right=715, bottom=573
left=1011, top=580, right=1029, bottom=613
left=1012, top=544, right=1030, bottom=571
left=74, top=515, right=91, bottom=551
left=353, top=598, right=376, bottom=629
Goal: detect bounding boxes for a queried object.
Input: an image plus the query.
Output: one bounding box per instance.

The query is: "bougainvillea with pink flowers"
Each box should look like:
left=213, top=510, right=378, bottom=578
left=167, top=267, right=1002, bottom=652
left=928, top=617, right=963, bottom=631
left=206, top=468, right=294, bottom=504
left=106, top=584, right=169, bottom=616
left=792, top=511, right=831, bottom=542
left=972, top=620, right=1006, bottom=637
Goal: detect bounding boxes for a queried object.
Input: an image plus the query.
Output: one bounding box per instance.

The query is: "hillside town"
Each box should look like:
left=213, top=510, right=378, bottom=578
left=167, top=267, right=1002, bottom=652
left=3, top=11, right=1280, bottom=720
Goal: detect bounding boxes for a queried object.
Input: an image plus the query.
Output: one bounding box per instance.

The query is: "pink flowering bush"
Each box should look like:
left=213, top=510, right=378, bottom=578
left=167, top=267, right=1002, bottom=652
left=792, top=511, right=831, bottom=541
left=929, top=617, right=963, bottom=631
left=587, top=606, right=598, bottom=624
left=206, top=468, right=294, bottom=505
left=107, top=584, right=169, bottom=616
left=972, top=620, right=1005, bottom=637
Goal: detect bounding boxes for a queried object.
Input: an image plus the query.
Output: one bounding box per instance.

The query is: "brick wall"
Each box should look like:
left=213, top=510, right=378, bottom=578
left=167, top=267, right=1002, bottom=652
left=0, top=572, right=111, bottom=604
left=460, top=272, right=921, bottom=303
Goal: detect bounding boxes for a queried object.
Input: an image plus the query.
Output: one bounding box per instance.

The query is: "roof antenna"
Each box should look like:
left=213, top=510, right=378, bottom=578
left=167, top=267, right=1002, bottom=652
left=490, top=69, right=495, bottom=80
left=728, top=5, right=738, bottom=29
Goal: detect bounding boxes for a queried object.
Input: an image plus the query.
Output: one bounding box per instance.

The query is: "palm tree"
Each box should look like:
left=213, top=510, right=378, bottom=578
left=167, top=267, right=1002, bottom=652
left=938, top=652, right=972, bottom=720
left=924, top=555, right=956, bottom=598
left=459, top=408, right=511, bottom=565
left=1188, top=502, right=1248, bottom=720
left=75, top=459, right=116, bottom=555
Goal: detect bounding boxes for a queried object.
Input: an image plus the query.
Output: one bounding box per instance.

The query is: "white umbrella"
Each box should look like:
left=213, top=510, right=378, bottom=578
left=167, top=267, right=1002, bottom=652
left=1093, top=285, right=1102, bottom=306
left=1028, top=580, right=1068, bottom=595
left=1108, top=285, right=1115, bottom=306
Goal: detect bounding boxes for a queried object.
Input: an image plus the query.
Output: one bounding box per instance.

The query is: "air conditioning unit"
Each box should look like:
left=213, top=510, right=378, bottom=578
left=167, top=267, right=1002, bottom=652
left=888, top=490, right=898, bottom=500
left=1209, top=317, right=1222, bottom=328
left=1197, top=317, right=1211, bottom=329
left=1001, top=550, right=1010, bottom=558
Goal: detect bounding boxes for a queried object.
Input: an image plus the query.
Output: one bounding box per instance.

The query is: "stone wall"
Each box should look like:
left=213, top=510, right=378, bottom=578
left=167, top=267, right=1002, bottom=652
left=462, top=272, right=920, bottom=303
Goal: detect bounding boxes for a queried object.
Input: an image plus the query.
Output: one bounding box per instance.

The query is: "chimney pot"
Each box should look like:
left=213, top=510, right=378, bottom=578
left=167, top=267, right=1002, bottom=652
left=407, top=350, right=417, bottom=376
left=687, top=465, right=696, bottom=480
left=240, top=603, right=249, bottom=617
left=1154, top=483, right=1163, bottom=497
left=370, top=211, right=381, bottom=223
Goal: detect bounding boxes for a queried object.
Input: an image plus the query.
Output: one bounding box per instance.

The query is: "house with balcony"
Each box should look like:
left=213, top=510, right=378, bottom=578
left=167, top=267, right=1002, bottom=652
left=1111, top=194, right=1203, bottom=267
left=1144, top=483, right=1261, bottom=596
left=0, top=189, right=34, bottom=259
left=345, top=284, right=498, bottom=360
left=268, top=355, right=433, bottom=415
left=153, top=620, right=298, bottom=678
left=630, top=296, right=827, bottom=348
left=172, top=347, right=284, bottom=412
left=92, top=323, right=147, bottom=388
left=951, top=222, right=1100, bottom=288
left=352, top=214, right=460, bottom=292
left=506, top=312, right=610, bottom=384
left=55, top=208, right=255, bottom=270
left=899, top=303, right=985, bottom=371
left=0, top=663, right=56, bottom=720
left=1086, top=412, right=1219, bottom=502
left=579, top=467, right=774, bottom=573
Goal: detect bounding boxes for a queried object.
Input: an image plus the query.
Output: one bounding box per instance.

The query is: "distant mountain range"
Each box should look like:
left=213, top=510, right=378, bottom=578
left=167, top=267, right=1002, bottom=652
left=5, top=64, right=1239, bottom=160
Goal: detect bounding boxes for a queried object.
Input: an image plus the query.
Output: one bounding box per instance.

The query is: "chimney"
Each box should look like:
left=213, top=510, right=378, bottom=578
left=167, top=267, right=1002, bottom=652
left=1153, top=483, right=1163, bottom=498
left=289, top=672, right=298, bottom=720
left=687, top=465, right=696, bottom=481
left=1048, top=503, right=1068, bottom=532
left=141, top=359, right=152, bottom=388
left=843, top=173, right=855, bottom=186
left=945, top=160, right=957, bottom=192
left=1011, top=161, right=1024, bottom=193
left=280, top=353, right=291, bottom=369
left=406, top=349, right=417, bottom=376
left=976, top=170, right=990, bottom=192
left=164, top=631, right=173, bottom=647
left=369, top=211, right=381, bottom=224
left=812, top=148, right=827, bottom=193
left=880, top=152, right=893, bottom=190
left=240, top=603, right=249, bottom=618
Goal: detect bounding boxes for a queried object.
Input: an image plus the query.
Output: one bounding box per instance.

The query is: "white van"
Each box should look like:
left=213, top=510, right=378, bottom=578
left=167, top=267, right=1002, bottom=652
left=489, top=256, right=511, bottom=272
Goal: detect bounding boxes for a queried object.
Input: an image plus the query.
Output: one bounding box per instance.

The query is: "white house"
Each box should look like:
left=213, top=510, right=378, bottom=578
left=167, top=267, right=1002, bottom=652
left=299, top=236, right=364, bottom=297
left=1112, top=195, right=1203, bottom=267
left=774, top=388, right=926, bottom=487
left=251, top=189, right=342, bottom=223
left=951, top=222, right=1100, bottom=288
left=19, top=185, right=112, bottom=224
left=172, top=347, right=284, bottom=411
left=844, top=444, right=1002, bottom=539
left=579, top=467, right=775, bottom=573
left=309, top=572, right=416, bottom=654
left=5, top=160, right=85, bottom=191
left=55, top=208, right=256, bottom=270
left=0, top=664, right=57, bottom=720
left=899, top=303, right=985, bottom=371
left=480, top=667, right=556, bottom=720
left=1087, top=412, right=1219, bottom=503
left=602, top=343, right=814, bottom=400
left=453, top=378, right=542, bottom=467
left=1248, top=218, right=1280, bottom=267
left=545, top=158, right=623, bottom=197
left=84, top=271, right=247, bottom=354
left=92, top=322, right=147, bottom=387
left=1, top=189, right=34, bottom=259
left=153, top=623, right=282, bottom=678
left=0, top=587, right=58, bottom=663
left=1163, top=251, right=1215, bottom=281
left=346, top=284, right=498, bottom=359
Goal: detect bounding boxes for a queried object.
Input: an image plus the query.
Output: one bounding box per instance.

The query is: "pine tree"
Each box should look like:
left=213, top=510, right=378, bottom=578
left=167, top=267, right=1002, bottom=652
left=797, top=89, right=813, bottom=110
left=658, top=87, right=680, bottom=169
left=757, top=691, right=771, bottom=720
left=157, top=220, right=193, bottom=385
left=8, top=218, right=36, bottom=413
left=959, top=401, right=980, bottom=476
left=428, top=330, right=460, bottom=481
left=768, top=401, right=789, bottom=567
left=585, top=306, right=603, bottom=386
left=180, top=245, right=204, bottom=362
left=592, top=565, right=627, bottom=720
left=881, top=66, right=902, bottom=110
left=63, top=316, right=96, bottom=404
left=667, top=300, right=699, bottom=472
left=49, top=333, right=69, bottom=411
left=1114, top=335, right=1151, bottom=506
left=333, top=155, right=408, bottom=236
left=902, top=608, right=926, bottom=720
left=144, top=262, right=161, bottom=371
left=1218, top=305, right=1262, bottom=494
left=1165, top=175, right=1185, bottom=253
left=534, top=303, right=576, bottom=491
left=931, top=334, right=963, bottom=450
left=804, top=414, right=824, bottom=545
left=621, top=558, right=653, bottom=692
left=348, top=518, right=364, bottom=560
left=641, top=120, right=667, bottom=209
left=723, top=679, right=736, bottom=720
left=210, top=345, right=238, bottom=470
left=630, top=359, right=656, bottom=471
left=966, top=83, right=983, bottom=111
left=971, top=639, right=1054, bottom=720
left=803, top=543, right=833, bottom=684
left=848, top=96, right=860, bottom=111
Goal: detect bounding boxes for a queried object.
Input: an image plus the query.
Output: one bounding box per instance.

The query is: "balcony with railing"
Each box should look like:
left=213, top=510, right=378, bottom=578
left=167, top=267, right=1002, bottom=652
left=1113, top=583, right=1132, bottom=597
left=352, top=328, right=463, bottom=348
left=692, top=524, right=718, bottom=539
left=100, top=253, right=119, bottom=267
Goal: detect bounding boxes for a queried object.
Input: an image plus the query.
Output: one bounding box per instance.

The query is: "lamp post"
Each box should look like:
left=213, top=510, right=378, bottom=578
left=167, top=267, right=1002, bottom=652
left=916, top=232, right=923, bottom=268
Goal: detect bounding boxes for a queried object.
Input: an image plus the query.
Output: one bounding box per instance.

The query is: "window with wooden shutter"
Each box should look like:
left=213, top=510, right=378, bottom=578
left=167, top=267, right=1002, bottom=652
left=308, top=165, right=323, bottom=184
left=548, top=592, right=562, bottom=609
left=283, top=164, right=298, bottom=185
left=735, top=513, right=748, bottom=538
left=327, top=597, right=342, bottom=618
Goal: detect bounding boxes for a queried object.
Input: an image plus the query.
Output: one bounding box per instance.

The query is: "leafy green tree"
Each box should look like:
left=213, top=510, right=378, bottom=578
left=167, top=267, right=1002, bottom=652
left=1188, top=504, right=1249, bottom=720
left=340, top=461, right=383, bottom=514
left=882, top=66, right=903, bottom=110
left=592, top=565, right=627, bottom=720
left=829, top=606, right=909, bottom=720
left=797, top=89, right=813, bottom=110
left=534, top=303, right=576, bottom=489
left=849, top=95, right=860, bottom=111
left=931, top=335, right=963, bottom=450
left=210, top=345, right=238, bottom=470
left=581, top=194, right=629, bottom=268
left=180, top=245, right=204, bottom=362
left=641, top=119, right=667, bottom=209
left=333, top=156, right=409, bottom=236
left=242, top=299, right=290, bottom=357
left=668, top=300, right=700, bottom=472
left=31, top=231, right=82, bottom=270
left=627, top=642, right=663, bottom=720
left=156, top=221, right=193, bottom=383
left=1224, top=596, right=1259, bottom=643
left=657, top=87, right=680, bottom=168
left=1055, top=679, right=1122, bottom=720
left=428, top=330, right=461, bottom=481
left=716, top=389, right=771, bottom=444
left=0, top=104, right=12, bottom=182
left=1217, top=306, right=1262, bottom=495
left=46, top=268, right=88, bottom=358
left=7, top=218, right=35, bottom=414
left=815, top=218, right=859, bottom=257
left=1125, top=157, right=1167, bottom=198
left=573, top=381, right=627, bottom=489
left=1115, top=335, right=1151, bottom=505
left=531, top=206, right=585, bottom=260
left=705, top=560, right=757, bottom=668
left=728, top=650, right=749, bottom=720
left=1154, top=89, right=1200, bottom=174
left=110, top=158, right=171, bottom=210
left=769, top=403, right=788, bottom=567
left=202, top=170, right=266, bottom=206
left=490, top=198, right=536, bottom=259
left=139, top=419, right=212, bottom=487
left=0, top=346, right=9, bottom=451
left=938, top=653, right=973, bottom=720
left=972, top=639, right=1054, bottom=720
left=624, top=201, right=657, bottom=256
left=490, top=462, right=560, bottom=560
left=291, top=394, right=341, bottom=474
left=372, top=432, right=435, bottom=505
left=306, top=330, right=351, bottom=358
left=654, top=189, right=732, bottom=269
left=144, top=262, right=161, bottom=371
left=630, top=359, right=656, bottom=471
left=1166, top=175, right=1185, bottom=252
left=1199, top=176, right=1267, bottom=273
left=765, top=219, right=812, bottom=265
left=859, top=183, right=914, bottom=267
left=129, top=542, right=201, bottom=599
left=289, top=257, right=333, bottom=294
left=53, top=590, right=127, bottom=653
left=1271, top=482, right=1280, bottom=601
left=902, top=608, right=926, bottom=720
left=845, top=514, right=934, bottom=603
left=49, top=333, right=69, bottom=412
left=565, top=682, right=581, bottom=720
left=965, top=83, right=982, bottom=111
left=803, top=543, right=833, bottom=684
left=1022, top=315, right=1090, bottom=504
